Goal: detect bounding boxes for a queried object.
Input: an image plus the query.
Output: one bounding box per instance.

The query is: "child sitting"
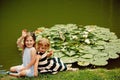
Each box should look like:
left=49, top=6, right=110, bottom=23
left=9, top=29, right=37, bottom=77
left=34, top=38, right=67, bottom=76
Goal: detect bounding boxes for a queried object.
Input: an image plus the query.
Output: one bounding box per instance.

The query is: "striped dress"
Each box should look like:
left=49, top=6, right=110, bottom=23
left=37, top=52, right=67, bottom=74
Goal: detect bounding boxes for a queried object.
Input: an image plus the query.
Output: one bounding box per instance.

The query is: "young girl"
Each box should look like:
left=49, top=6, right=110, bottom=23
left=34, top=38, right=67, bottom=76
left=9, top=29, right=36, bottom=77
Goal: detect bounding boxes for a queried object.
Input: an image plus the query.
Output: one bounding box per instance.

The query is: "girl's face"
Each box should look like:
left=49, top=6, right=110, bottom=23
left=25, top=36, right=35, bottom=48
left=38, top=43, right=49, bottom=53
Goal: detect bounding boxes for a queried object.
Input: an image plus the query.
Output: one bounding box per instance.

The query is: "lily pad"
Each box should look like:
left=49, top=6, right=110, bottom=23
left=61, top=57, right=78, bottom=63
left=91, top=60, right=108, bottom=66
left=81, top=54, right=93, bottom=59
left=109, top=53, right=119, bottom=59
left=77, top=61, right=90, bottom=66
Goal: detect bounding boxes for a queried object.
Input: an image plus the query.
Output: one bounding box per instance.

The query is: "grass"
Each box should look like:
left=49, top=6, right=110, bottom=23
left=0, top=68, right=120, bottom=80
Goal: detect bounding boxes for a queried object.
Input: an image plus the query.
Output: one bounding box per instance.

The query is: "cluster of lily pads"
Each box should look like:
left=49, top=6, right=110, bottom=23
left=34, top=24, right=120, bottom=66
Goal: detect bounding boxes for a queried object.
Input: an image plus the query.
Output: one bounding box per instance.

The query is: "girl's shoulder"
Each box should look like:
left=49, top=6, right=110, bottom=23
left=30, top=47, right=36, bottom=53
left=31, top=47, right=36, bottom=50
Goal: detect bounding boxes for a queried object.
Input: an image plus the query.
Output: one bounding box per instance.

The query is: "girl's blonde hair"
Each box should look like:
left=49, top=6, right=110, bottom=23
left=37, top=38, right=50, bottom=50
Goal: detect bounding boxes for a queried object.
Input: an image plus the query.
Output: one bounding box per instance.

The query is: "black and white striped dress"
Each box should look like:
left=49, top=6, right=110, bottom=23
left=37, top=52, right=67, bottom=74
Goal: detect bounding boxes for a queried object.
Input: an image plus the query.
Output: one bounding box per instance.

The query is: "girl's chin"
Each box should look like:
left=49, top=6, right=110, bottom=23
left=26, top=45, right=33, bottom=48
left=40, top=51, right=45, bottom=53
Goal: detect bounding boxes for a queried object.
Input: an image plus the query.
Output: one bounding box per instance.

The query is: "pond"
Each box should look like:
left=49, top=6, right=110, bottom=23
left=0, top=0, right=120, bottom=70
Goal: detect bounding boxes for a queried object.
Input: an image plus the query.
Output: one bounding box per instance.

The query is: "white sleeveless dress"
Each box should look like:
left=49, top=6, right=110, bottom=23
left=15, top=47, right=35, bottom=77
left=22, top=47, right=35, bottom=76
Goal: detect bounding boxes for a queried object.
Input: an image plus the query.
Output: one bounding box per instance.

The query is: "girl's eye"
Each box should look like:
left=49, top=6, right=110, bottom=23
left=30, top=40, right=33, bottom=42
left=26, top=40, right=29, bottom=42
left=38, top=43, right=42, bottom=46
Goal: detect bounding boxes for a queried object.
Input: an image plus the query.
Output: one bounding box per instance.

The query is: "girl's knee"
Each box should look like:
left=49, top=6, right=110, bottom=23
left=10, top=67, right=16, bottom=72
left=19, top=70, right=26, bottom=76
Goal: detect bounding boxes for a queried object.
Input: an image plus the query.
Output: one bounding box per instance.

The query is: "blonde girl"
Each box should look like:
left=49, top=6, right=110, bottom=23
left=34, top=38, right=67, bottom=76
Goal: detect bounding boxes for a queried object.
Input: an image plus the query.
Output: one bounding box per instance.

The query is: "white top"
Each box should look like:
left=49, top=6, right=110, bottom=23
left=23, top=47, right=35, bottom=71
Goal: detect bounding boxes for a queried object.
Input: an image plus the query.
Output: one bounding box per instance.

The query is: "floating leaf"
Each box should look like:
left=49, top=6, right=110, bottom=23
left=109, top=53, right=119, bottom=59
left=91, top=60, right=108, bottom=66
left=81, top=54, right=93, bottom=59
left=53, top=51, right=65, bottom=58
left=77, top=61, right=90, bottom=66
left=61, top=57, right=78, bottom=63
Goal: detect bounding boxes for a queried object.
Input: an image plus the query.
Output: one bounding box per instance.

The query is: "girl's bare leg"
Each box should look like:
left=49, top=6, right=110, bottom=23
left=9, top=70, right=26, bottom=77
left=67, top=64, right=79, bottom=71
left=10, top=66, right=18, bottom=72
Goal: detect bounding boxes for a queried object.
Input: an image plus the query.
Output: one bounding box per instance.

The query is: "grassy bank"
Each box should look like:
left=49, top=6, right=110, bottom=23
left=0, top=68, right=120, bottom=80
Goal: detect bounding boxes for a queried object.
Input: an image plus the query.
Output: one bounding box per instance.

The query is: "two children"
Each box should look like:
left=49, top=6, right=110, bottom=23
left=9, top=29, right=77, bottom=77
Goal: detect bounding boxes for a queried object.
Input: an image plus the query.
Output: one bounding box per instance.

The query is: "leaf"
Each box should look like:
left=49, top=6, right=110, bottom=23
left=93, top=53, right=109, bottom=61
left=108, top=53, right=119, bottom=59
left=61, top=57, right=78, bottom=63
left=77, top=61, right=90, bottom=66
left=95, top=41, right=107, bottom=45
left=91, top=60, right=108, bottom=66
left=81, top=54, right=93, bottom=59
left=53, top=51, right=65, bottom=58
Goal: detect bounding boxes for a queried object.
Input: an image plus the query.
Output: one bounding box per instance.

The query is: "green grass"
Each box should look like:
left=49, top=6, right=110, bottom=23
left=0, top=68, right=120, bottom=80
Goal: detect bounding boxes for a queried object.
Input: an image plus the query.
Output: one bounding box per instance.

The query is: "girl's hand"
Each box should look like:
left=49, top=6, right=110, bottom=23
left=49, top=50, right=53, bottom=55
left=22, top=29, right=27, bottom=38
left=47, top=50, right=53, bottom=57
left=34, top=71, right=38, bottom=77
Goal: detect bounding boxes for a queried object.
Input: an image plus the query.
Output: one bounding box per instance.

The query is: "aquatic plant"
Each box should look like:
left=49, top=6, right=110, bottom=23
left=34, top=24, right=120, bottom=66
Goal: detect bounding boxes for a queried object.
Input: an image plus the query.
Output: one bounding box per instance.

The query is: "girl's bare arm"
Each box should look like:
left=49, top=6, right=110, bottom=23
left=17, top=29, right=27, bottom=49
left=34, top=55, right=41, bottom=77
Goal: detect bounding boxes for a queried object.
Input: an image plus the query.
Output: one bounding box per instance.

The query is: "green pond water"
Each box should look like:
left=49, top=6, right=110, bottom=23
left=0, top=0, right=120, bottom=70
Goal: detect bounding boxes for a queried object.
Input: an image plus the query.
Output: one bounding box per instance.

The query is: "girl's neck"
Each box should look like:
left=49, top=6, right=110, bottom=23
left=25, top=47, right=33, bottom=49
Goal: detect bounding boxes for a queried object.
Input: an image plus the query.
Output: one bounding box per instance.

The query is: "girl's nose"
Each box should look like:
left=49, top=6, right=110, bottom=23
left=42, top=47, right=45, bottom=49
left=28, top=41, right=31, bottom=43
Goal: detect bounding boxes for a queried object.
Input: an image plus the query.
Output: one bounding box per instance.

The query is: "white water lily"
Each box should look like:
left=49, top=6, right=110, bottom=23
left=87, top=28, right=94, bottom=32
left=83, top=34, right=88, bottom=38
left=72, top=35, right=78, bottom=40
left=85, top=39, right=90, bottom=44
left=83, top=31, right=89, bottom=35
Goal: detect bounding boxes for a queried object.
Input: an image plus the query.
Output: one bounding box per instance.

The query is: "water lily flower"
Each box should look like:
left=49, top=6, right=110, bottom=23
left=83, top=34, right=88, bottom=38
left=83, top=31, right=89, bottom=35
left=72, top=35, right=78, bottom=40
left=85, top=39, right=90, bottom=44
